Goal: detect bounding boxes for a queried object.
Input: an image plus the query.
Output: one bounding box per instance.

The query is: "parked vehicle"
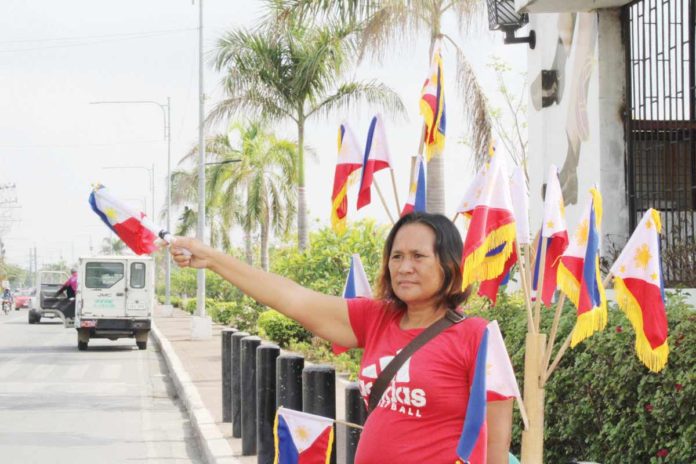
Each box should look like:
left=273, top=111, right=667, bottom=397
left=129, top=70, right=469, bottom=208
left=14, top=288, right=34, bottom=309
left=75, top=255, right=154, bottom=351
left=28, top=271, right=70, bottom=324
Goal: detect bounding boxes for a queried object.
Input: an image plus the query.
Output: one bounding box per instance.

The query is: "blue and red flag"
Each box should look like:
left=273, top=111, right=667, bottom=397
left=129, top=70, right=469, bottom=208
left=357, top=114, right=392, bottom=210
left=457, top=155, right=516, bottom=290
left=456, top=327, right=488, bottom=464
left=89, top=184, right=159, bottom=255
left=274, top=407, right=334, bottom=464
left=557, top=188, right=607, bottom=347
left=401, top=155, right=426, bottom=216
left=609, top=208, right=669, bottom=372
left=331, top=123, right=363, bottom=233
left=420, top=42, right=446, bottom=161
left=532, top=165, right=569, bottom=305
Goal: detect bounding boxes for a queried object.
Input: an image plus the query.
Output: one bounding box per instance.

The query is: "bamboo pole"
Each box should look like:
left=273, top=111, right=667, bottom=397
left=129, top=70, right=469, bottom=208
left=524, top=243, right=534, bottom=303
left=389, top=168, right=401, bottom=215
left=544, top=331, right=573, bottom=382
left=373, top=178, right=395, bottom=224
left=602, top=272, right=613, bottom=288
left=541, top=293, right=566, bottom=381
left=520, top=332, right=546, bottom=463
left=515, top=240, right=536, bottom=334
left=533, top=238, right=549, bottom=332
left=516, top=396, right=530, bottom=431
left=334, top=418, right=364, bottom=430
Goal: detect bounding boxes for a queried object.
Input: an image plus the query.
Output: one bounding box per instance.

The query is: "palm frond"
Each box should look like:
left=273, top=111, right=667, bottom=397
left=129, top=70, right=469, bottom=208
left=307, top=80, right=407, bottom=121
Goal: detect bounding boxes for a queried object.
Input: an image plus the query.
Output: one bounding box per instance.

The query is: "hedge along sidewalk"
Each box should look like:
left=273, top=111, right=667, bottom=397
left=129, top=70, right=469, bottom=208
left=151, top=304, right=353, bottom=464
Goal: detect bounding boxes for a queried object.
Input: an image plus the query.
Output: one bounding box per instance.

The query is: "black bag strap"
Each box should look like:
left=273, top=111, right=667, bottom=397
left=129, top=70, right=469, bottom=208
left=367, top=309, right=466, bottom=415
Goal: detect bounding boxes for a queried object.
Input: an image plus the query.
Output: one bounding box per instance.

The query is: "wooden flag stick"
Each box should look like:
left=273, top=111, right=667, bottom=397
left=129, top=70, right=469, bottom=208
left=451, top=212, right=459, bottom=223
left=516, top=396, right=530, bottom=431
left=515, top=240, right=536, bottom=334
left=334, top=418, right=364, bottom=430
left=544, top=331, right=572, bottom=382
left=541, top=293, right=566, bottom=379
left=374, top=178, right=395, bottom=224
left=524, top=243, right=534, bottom=306
left=602, top=272, right=613, bottom=289
left=533, top=238, right=549, bottom=332
left=389, top=168, right=402, bottom=215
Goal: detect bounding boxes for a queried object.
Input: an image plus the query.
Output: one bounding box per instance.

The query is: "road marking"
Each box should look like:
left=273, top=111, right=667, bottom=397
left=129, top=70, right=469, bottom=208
left=30, top=364, right=56, bottom=379
left=0, top=360, right=21, bottom=379
left=100, top=363, right=123, bottom=380
left=64, top=364, right=90, bottom=380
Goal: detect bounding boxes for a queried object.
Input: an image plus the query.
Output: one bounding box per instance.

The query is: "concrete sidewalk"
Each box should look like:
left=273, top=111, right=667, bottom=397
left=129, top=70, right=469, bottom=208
left=151, top=304, right=350, bottom=464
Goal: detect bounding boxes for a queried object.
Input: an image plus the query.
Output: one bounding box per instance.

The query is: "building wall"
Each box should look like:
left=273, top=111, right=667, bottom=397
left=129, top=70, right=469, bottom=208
left=526, top=9, right=629, bottom=253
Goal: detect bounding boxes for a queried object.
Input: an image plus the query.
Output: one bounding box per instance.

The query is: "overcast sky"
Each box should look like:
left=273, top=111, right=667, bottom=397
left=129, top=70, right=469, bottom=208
left=0, top=0, right=526, bottom=269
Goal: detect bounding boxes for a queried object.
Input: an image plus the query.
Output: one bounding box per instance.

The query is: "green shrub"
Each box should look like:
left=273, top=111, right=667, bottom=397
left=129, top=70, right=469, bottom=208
left=170, top=295, right=182, bottom=309
left=468, top=290, right=695, bottom=463
left=257, top=310, right=311, bottom=347
left=208, top=296, right=261, bottom=333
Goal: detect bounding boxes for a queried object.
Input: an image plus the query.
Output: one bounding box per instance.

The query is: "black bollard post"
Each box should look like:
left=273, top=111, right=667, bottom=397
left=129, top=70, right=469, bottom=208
left=241, top=335, right=261, bottom=455
left=344, top=382, right=367, bottom=464
left=231, top=331, right=249, bottom=438
left=256, top=344, right=280, bottom=464
left=221, top=328, right=236, bottom=423
left=303, top=365, right=336, bottom=464
left=276, top=354, right=304, bottom=411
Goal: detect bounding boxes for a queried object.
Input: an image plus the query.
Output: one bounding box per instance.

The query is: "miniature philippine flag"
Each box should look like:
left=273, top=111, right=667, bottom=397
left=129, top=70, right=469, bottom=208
left=357, top=114, right=392, bottom=210
left=273, top=407, right=334, bottom=464
left=420, top=41, right=446, bottom=161
left=456, top=327, right=488, bottom=464
left=457, top=155, right=516, bottom=290
left=331, top=123, right=364, bottom=233
left=89, top=184, right=158, bottom=255
left=532, top=165, right=569, bottom=305
left=557, top=188, right=608, bottom=347
left=609, top=208, right=669, bottom=372
left=401, top=155, right=426, bottom=216
left=334, top=254, right=372, bottom=354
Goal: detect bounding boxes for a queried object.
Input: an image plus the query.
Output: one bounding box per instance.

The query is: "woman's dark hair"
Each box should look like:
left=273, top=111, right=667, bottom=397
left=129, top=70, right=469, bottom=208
left=376, top=212, right=472, bottom=309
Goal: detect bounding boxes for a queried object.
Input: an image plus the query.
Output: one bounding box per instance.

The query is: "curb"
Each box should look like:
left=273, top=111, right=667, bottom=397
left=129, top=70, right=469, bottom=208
left=151, top=321, right=241, bottom=464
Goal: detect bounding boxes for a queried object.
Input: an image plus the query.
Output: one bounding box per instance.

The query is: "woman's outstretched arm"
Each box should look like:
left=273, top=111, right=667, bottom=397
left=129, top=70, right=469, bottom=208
left=170, top=236, right=358, bottom=348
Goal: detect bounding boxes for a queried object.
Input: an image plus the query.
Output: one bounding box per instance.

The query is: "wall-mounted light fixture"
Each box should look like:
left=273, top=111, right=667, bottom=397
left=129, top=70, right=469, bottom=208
left=486, top=0, right=536, bottom=49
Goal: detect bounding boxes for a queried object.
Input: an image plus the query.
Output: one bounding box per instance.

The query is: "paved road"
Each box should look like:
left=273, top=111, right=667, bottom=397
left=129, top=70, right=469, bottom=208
left=0, top=309, right=204, bottom=464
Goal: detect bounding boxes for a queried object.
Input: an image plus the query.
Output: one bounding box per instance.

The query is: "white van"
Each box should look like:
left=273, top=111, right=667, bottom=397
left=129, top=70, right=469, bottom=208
left=75, top=255, right=154, bottom=351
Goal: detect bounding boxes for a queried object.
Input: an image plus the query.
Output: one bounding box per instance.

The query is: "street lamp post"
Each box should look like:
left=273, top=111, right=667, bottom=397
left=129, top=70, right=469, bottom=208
left=91, top=98, right=173, bottom=306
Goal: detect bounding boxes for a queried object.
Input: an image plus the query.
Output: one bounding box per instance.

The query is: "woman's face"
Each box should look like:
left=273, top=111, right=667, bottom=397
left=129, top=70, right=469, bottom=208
left=388, top=223, right=444, bottom=307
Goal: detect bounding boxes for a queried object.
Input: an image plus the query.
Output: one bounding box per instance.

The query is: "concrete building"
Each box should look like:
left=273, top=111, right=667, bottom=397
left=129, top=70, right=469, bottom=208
left=491, top=0, right=694, bottom=288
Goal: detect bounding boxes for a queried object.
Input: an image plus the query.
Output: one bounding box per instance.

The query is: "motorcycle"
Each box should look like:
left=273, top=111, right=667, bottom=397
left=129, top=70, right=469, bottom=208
left=1, top=298, right=11, bottom=315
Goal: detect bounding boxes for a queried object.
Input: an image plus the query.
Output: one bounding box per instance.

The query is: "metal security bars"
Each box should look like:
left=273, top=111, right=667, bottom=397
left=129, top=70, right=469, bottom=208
left=624, top=0, right=695, bottom=286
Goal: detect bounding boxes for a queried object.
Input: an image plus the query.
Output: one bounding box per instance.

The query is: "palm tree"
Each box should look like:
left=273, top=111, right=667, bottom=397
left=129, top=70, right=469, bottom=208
left=290, top=0, right=491, bottom=215
left=209, top=11, right=405, bottom=250
left=176, top=122, right=298, bottom=270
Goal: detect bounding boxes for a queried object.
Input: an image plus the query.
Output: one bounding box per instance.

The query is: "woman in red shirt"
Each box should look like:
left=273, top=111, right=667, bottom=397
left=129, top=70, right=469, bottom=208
left=171, top=212, right=513, bottom=463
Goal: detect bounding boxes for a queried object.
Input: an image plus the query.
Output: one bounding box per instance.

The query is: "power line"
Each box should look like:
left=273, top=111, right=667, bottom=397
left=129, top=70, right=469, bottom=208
left=0, top=27, right=197, bottom=53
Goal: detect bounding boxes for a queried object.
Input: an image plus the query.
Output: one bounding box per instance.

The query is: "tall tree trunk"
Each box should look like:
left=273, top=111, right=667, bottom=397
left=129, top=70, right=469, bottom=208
left=243, top=227, right=253, bottom=265
left=260, top=209, right=270, bottom=271
left=296, top=115, right=308, bottom=250
left=426, top=155, right=446, bottom=214
left=426, top=33, right=445, bottom=215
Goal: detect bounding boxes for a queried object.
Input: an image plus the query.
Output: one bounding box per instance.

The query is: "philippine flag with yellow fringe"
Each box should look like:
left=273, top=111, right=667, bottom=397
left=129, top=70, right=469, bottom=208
left=457, top=155, right=516, bottom=290
left=331, top=123, right=363, bottom=233
left=274, top=407, right=334, bottom=464
left=557, top=188, right=607, bottom=347
left=420, top=42, right=446, bottom=161
left=609, top=208, right=669, bottom=372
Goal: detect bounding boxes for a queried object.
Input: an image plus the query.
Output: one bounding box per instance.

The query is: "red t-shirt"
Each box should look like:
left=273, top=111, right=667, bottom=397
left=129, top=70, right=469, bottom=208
left=347, top=298, right=488, bottom=464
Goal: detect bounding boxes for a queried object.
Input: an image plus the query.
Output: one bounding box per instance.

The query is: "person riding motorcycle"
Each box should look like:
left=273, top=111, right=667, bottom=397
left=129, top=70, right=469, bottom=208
left=1, top=287, right=12, bottom=313
left=55, top=268, right=78, bottom=320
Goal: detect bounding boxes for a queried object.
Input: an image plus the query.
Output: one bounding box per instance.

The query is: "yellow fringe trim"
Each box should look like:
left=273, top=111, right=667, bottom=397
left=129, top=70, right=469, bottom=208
left=273, top=409, right=280, bottom=464
left=614, top=277, right=669, bottom=372
left=568, top=258, right=607, bottom=347
left=590, top=187, right=603, bottom=229
left=425, top=134, right=445, bottom=162
left=461, top=222, right=516, bottom=289
left=325, top=425, right=335, bottom=464
left=557, top=262, right=581, bottom=308
left=331, top=186, right=348, bottom=235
